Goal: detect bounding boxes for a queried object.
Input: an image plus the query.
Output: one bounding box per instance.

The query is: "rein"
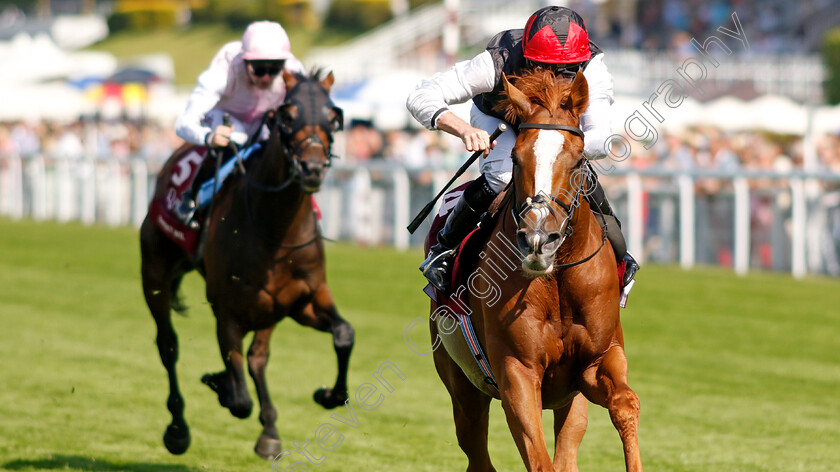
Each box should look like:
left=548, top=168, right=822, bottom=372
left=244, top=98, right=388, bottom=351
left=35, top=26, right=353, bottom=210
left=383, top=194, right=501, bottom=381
left=513, top=121, right=608, bottom=269
left=234, top=76, right=342, bottom=250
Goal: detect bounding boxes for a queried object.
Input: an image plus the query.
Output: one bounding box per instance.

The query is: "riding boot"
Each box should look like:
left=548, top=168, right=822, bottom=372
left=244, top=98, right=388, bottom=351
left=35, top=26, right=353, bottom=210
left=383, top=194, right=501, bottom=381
left=421, top=176, right=497, bottom=293
left=585, top=167, right=640, bottom=287
left=174, top=172, right=203, bottom=230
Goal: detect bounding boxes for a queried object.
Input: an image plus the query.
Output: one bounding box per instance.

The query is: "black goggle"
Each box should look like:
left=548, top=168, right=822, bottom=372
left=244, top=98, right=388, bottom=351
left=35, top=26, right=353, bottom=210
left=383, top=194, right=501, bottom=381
left=525, top=60, right=581, bottom=78
left=247, top=60, right=285, bottom=77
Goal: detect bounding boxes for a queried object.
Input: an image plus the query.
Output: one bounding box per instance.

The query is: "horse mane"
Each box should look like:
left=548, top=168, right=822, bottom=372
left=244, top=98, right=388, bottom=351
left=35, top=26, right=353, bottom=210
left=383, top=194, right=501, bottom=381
left=494, top=69, right=579, bottom=123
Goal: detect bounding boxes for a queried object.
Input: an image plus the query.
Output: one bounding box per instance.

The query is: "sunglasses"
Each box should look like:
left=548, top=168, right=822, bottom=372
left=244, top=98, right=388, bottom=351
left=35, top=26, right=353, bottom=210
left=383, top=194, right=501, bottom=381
left=526, top=60, right=581, bottom=78
left=247, top=60, right=285, bottom=77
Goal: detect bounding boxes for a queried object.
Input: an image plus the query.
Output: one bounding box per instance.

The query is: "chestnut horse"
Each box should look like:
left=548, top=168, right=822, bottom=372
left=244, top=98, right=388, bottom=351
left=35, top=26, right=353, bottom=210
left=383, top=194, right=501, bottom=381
left=140, top=70, right=353, bottom=459
left=430, top=70, right=642, bottom=471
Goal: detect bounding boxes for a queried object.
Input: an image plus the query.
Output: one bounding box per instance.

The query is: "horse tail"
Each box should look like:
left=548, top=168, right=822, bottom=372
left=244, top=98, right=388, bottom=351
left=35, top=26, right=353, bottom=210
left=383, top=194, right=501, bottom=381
left=169, top=275, right=189, bottom=316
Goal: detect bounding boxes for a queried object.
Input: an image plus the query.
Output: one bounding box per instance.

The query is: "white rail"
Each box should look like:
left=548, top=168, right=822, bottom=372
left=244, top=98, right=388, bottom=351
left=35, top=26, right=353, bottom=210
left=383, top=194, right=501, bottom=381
left=2, top=155, right=840, bottom=278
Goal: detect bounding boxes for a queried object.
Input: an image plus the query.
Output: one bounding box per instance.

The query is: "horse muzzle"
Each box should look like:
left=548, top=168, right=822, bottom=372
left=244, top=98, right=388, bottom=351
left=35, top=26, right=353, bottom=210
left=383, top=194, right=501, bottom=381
left=299, top=160, right=328, bottom=193
left=516, top=228, right=564, bottom=277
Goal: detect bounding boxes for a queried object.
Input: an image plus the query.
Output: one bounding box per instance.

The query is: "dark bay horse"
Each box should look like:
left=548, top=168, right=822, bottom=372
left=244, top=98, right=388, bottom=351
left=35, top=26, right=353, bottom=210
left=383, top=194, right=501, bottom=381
left=430, top=70, right=642, bottom=471
left=140, top=69, right=353, bottom=458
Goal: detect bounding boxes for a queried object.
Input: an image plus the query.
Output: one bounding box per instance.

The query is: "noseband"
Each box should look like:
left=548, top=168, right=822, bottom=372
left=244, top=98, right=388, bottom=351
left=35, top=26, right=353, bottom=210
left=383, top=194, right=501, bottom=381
left=512, top=121, right=608, bottom=269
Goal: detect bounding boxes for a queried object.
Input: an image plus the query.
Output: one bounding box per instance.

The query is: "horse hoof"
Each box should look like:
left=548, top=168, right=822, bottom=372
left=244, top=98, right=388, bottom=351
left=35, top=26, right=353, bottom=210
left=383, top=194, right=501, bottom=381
left=163, top=424, right=191, bottom=455
left=313, top=387, right=348, bottom=409
left=202, top=372, right=252, bottom=418
left=201, top=372, right=224, bottom=392
left=254, top=435, right=282, bottom=460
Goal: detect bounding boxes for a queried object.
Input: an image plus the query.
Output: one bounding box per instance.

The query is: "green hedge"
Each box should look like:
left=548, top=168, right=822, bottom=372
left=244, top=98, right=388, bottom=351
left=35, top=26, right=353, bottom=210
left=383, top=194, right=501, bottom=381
left=324, top=0, right=392, bottom=33
left=107, top=9, right=179, bottom=33
left=824, top=27, right=840, bottom=105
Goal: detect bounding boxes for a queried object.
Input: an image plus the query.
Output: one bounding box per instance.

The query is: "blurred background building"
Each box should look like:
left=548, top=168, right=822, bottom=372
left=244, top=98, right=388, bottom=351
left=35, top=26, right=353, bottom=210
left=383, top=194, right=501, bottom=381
left=2, top=0, right=840, bottom=277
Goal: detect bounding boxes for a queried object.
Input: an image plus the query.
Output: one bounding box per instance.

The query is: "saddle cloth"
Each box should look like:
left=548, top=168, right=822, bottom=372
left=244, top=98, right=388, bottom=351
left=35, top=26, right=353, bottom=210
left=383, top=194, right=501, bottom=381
left=149, top=145, right=208, bottom=254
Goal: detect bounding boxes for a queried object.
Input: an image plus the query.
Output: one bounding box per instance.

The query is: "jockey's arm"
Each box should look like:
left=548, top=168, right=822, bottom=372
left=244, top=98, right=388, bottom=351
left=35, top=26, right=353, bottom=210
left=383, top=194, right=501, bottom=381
left=175, top=43, right=237, bottom=146
left=406, top=52, right=497, bottom=152
left=579, top=53, right=615, bottom=160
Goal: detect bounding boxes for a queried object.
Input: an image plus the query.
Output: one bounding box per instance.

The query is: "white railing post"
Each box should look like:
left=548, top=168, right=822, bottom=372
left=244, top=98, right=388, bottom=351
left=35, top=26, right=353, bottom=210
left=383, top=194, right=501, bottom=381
left=55, top=158, right=74, bottom=222
left=318, top=174, right=343, bottom=241
left=131, top=159, right=148, bottom=228
left=28, top=155, right=47, bottom=221
left=79, top=159, right=96, bottom=224
left=393, top=167, right=410, bottom=250
left=733, top=177, right=750, bottom=275
left=678, top=174, right=695, bottom=269
left=104, top=159, right=123, bottom=227
left=626, top=172, right=644, bottom=261
left=790, top=178, right=807, bottom=279
left=351, top=168, right=374, bottom=244
left=6, top=156, right=24, bottom=219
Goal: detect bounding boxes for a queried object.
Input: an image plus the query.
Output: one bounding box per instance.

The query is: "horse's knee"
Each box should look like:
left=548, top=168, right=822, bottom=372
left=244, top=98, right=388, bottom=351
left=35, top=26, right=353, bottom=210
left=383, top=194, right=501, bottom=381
left=608, top=388, right=640, bottom=433
left=247, top=355, right=267, bottom=377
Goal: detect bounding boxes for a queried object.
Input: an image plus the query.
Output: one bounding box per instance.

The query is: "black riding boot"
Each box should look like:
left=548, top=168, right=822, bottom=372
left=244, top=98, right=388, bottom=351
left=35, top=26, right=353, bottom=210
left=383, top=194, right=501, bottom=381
left=421, top=176, right=497, bottom=293
left=585, top=169, right=640, bottom=287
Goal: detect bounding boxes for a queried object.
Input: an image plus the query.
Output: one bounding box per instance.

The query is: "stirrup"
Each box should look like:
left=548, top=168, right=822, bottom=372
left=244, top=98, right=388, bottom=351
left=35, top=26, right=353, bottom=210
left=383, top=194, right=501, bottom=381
left=620, top=253, right=640, bottom=308
left=175, top=197, right=198, bottom=229
left=420, top=246, right=456, bottom=293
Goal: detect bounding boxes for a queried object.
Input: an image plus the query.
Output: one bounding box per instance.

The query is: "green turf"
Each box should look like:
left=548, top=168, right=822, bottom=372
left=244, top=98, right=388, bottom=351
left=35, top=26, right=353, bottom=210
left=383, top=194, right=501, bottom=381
left=1, top=217, right=839, bottom=471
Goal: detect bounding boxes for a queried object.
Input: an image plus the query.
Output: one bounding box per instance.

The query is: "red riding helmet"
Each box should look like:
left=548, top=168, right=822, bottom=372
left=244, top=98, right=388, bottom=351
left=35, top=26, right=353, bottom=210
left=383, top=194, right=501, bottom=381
left=523, top=6, right=591, bottom=64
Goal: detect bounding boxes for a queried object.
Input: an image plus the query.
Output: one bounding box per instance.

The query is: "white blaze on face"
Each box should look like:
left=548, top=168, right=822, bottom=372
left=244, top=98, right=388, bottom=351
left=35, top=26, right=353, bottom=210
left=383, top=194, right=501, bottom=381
left=532, top=130, right=565, bottom=197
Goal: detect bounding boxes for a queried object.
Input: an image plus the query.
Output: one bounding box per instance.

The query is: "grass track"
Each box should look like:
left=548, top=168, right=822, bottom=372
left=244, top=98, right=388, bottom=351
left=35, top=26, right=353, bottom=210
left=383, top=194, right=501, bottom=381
left=1, top=217, right=839, bottom=471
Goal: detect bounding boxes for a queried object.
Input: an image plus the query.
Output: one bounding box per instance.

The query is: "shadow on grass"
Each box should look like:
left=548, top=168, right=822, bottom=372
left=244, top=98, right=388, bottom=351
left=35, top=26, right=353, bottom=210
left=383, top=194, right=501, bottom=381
left=3, top=455, right=203, bottom=472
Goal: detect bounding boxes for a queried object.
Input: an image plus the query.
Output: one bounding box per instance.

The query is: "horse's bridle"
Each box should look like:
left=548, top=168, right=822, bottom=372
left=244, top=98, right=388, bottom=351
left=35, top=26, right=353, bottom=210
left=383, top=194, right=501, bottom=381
left=512, top=121, right=608, bottom=269
left=240, top=76, right=344, bottom=249
left=244, top=81, right=343, bottom=193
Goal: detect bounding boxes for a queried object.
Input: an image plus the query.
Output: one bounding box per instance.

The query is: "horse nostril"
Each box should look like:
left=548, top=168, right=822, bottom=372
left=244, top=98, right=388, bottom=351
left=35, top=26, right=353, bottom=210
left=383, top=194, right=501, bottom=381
left=545, top=232, right=561, bottom=246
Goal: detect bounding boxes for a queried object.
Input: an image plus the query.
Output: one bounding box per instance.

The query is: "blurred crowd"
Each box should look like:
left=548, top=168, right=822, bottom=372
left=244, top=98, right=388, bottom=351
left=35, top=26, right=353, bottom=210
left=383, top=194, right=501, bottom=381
left=0, top=119, right=179, bottom=165
left=1, top=116, right=839, bottom=274
left=596, top=0, right=839, bottom=54
left=3, top=117, right=839, bottom=176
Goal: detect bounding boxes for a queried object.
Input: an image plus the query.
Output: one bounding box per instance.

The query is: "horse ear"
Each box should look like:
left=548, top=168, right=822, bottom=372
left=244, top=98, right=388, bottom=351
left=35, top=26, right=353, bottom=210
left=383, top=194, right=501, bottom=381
left=568, top=72, right=589, bottom=117
left=502, top=73, right=532, bottom=119
left=320, top=71, right=335, bottom=93
left=283, top=69, right=298, bottom=90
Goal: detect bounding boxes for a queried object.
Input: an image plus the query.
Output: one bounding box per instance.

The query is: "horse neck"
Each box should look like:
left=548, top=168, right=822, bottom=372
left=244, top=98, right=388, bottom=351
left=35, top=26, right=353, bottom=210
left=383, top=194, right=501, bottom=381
left=246, top=137, right=314, bottom=236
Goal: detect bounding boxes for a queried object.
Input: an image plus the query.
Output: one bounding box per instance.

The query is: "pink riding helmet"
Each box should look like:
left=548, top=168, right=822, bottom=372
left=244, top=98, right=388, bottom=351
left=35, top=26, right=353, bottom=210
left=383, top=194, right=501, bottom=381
left=241, top=21, right=292, bottom=61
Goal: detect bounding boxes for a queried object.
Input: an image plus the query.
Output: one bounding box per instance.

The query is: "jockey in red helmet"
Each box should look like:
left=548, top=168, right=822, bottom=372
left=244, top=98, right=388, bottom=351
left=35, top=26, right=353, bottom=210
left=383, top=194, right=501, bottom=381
left=407, top=6, right=639, bottom=300
left=173, top=21, right=305, bottom=227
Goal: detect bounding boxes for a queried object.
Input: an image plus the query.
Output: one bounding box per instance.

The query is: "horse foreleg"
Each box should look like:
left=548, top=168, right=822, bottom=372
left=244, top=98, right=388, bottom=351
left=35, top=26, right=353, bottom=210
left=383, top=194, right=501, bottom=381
left=552, top=393, right=588, bottom=472
left=580, top=345, right=642, bottom=472
left=290, top=285, right=354, bottom=410
left=498, top=361, right=554, bottom=472
left=313, top=286, right=354, bottom=409
left=247, top=327, right=282, bottom=460
left=432, top=322, right=496, bottom=472
left=202, top=314, right=253, bottom=419
left=141, top=223, right=191, bottom=454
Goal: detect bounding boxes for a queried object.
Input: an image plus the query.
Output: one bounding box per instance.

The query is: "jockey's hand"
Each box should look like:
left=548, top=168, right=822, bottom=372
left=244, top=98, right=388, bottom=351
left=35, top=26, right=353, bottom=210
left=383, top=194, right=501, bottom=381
left=460, top=126, right=496, bottom=157
left=435, top=112, right=497, bottom=157
left=207, top=125, right=232, bottom=147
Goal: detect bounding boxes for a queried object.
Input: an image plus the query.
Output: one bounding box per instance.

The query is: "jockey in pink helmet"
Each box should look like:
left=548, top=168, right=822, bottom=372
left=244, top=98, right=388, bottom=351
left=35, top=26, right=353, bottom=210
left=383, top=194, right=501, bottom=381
left=174, top=21, right=305, bottom=226
left=407, top=6, right=639, bottom=296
